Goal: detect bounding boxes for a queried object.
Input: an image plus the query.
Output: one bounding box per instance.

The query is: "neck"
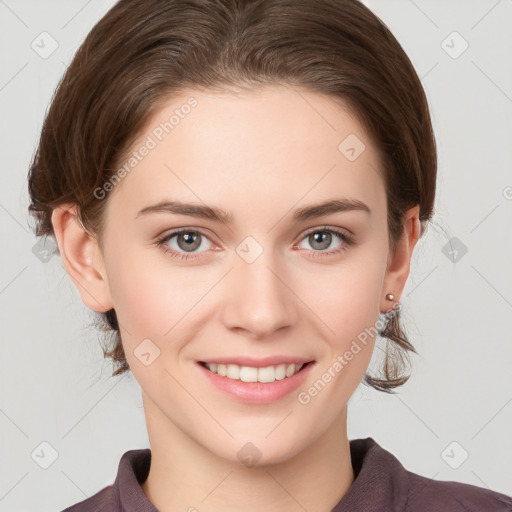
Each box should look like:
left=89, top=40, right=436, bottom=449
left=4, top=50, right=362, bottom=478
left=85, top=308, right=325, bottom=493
left=140, top=397, right=355, bottom=512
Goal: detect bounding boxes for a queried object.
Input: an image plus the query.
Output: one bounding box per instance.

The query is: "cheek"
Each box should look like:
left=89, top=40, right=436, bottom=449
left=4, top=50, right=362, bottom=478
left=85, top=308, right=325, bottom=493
left=105, top=244, right=211, bottom=336
left=105, top=220, right=387, bottom=347
left=294, top=252, right=385, bottom=392
left=295, top=258, right=384, bottom=342
left=300, top=281, right=381, bottom=417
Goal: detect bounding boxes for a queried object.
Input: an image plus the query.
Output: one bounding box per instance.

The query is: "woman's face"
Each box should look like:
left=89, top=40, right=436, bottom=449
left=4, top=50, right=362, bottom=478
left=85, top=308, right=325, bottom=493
left=93, top=84, right=409, bottom=464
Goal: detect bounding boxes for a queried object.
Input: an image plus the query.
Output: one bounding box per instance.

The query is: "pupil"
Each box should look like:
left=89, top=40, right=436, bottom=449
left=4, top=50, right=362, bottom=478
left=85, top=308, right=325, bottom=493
left=179, top=232, right=200, bottom=251
left=311, top=232, right=331, bottom=250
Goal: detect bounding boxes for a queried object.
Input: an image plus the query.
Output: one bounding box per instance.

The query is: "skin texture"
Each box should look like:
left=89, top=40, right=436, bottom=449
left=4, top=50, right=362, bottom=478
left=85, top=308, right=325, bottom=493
left=51, top=84, right=421, bottom=512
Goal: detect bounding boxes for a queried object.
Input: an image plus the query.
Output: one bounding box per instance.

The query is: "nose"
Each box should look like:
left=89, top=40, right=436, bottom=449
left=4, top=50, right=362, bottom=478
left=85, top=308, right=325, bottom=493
left=220, top=248, right=297, bottom=339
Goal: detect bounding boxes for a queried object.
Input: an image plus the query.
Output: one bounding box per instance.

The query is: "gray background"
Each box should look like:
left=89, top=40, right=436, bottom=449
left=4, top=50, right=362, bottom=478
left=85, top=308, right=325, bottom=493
left=1, top=0, right=511, bottom=510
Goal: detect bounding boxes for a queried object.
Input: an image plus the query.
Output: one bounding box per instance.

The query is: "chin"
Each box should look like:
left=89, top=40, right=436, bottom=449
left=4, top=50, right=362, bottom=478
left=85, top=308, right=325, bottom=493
left=207, top=433, right=308, bottom=468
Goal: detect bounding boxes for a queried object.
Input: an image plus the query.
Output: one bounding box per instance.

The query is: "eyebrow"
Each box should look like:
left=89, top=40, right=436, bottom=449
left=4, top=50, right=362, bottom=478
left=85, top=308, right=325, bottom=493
left=135, top=198, right=371, bottom=223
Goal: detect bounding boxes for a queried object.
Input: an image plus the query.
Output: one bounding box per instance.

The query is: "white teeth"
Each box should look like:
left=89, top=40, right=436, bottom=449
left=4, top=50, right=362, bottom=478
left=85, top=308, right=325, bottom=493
left=204, top=362, right=305, bottom=383
left=258, top=366, right=275, bottom=383
left=275, top=364, right=286, bottom=380
left=226, top=364, right=239, bottom=379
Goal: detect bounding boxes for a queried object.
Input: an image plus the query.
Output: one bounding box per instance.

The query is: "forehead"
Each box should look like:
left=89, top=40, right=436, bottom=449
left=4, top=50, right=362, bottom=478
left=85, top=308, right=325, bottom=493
left=105, top=84, right=386, bottom=223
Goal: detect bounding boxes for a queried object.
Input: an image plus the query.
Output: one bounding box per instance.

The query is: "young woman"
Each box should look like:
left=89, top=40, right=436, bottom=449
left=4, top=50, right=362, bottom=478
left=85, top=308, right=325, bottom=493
left=27, top=0, right=512, bottom=511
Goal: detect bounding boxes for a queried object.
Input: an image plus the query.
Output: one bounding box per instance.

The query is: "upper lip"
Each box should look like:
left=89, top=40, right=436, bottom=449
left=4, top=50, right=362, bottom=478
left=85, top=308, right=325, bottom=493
left=199, top=356, right=314, bottom=368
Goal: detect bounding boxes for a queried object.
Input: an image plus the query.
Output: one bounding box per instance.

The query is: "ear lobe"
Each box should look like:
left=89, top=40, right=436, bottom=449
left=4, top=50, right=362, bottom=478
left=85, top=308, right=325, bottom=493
left=51, top=204, right=114, bottom=313
left=380, top=205, right=421, bottom=313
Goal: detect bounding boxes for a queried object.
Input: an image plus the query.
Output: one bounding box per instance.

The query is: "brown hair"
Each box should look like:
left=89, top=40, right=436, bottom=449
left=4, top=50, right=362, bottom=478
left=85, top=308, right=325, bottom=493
left=27, top=0, right=437, bottom=392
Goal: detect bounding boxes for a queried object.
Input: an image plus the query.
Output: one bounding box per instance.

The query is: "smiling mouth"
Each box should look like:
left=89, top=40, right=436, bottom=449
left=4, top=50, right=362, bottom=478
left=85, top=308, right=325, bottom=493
left=199, top=361, right=313, bottom=383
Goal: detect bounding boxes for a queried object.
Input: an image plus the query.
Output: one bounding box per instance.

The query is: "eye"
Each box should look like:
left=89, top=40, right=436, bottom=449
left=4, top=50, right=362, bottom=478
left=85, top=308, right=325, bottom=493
left=295, top=227, right=355, bottom=257
left=156, top=229, right=214, bottom=260
left=156, top=226, right=356, bottom=261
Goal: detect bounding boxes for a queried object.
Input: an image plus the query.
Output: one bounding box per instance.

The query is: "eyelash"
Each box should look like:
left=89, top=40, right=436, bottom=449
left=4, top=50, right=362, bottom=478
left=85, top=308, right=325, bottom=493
left=155, top=226, right=356, bottom=261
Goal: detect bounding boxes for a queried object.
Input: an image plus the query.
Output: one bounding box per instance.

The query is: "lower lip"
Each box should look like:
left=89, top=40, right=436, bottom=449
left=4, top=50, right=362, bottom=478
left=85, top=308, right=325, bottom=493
left=197, top=362, right=314, bottom=404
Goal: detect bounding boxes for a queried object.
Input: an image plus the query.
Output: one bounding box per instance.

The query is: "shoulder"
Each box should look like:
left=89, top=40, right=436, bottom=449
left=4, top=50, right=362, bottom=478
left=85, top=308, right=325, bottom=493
left=405, top=468, right=512, bottom=511
left=347, top=437, right=512, bottom=512
left=58, top=448, right=152, bottom=512
left=60, top=484, right=114, bottom=511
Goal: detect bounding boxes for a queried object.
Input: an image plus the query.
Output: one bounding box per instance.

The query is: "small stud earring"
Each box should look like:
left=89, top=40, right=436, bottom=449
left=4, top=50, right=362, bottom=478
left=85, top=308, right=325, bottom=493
left=385, top=293, right=395, bottom=301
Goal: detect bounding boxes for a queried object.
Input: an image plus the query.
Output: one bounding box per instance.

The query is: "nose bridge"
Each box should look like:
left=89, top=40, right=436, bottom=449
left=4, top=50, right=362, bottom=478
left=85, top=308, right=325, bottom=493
left=222, top=235, right=296, bottom=337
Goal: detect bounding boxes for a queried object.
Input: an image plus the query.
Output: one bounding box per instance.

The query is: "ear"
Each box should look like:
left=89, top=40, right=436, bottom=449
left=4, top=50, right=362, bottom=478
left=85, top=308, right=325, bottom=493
left=51, top=204, right=114, bottom=313
left=380, top=204, right=421, bottom=313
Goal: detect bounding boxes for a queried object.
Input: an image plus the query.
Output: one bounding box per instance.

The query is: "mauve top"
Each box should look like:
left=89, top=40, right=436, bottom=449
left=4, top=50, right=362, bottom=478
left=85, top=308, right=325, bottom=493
left=61, top=437, right=512, bottom=511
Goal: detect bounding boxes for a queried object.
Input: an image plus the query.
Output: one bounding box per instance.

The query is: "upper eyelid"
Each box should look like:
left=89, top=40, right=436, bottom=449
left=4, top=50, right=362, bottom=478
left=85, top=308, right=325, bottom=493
left=301, top=225, right=350, bottom=236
